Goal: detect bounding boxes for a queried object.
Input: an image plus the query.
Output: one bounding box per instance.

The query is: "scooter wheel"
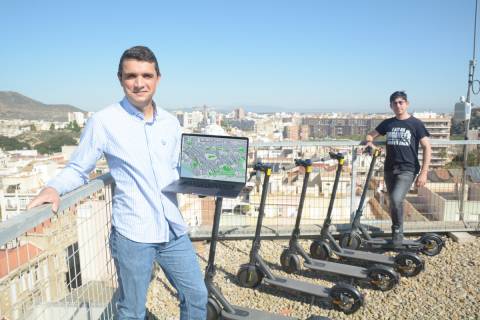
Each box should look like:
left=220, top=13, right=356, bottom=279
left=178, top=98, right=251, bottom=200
left=419, top=234, right=444, bottom=256
left=237, top=264, right=264, bottom=288
left=330, top=283, right=364, bottom=314
left=280, top=249, right=301, bottom=274
left=367, top=264, right=399, bottom=291
left=309, top=240, right=331, bottom=260
left=207, top=298, right=221, bottom=320
left=394, top=252, right=424, bottom=277
left=339, top=232, right=362, bottom=250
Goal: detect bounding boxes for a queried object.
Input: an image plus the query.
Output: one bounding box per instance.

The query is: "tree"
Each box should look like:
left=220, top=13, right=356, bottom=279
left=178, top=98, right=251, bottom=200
left=49, top=123, right=55, bottom=131
left=34, top=134, right=77, bottom=154
left=67, top=120, right=81, bottom=133
left=450, top=121, right=464, bottom=135
left=71, top=120, right=80, bottom=132
left=221, top=120, right=232, bottom=130
left=446, top=150, right=480, bottom=168
left=0, top=136, right=30, bottom=151
left=30, top=124, right=37, bottom=132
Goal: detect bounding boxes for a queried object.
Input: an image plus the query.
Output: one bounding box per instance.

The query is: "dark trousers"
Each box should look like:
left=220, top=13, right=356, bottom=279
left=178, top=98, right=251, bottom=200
left=384, top=170, right=415, bottom=234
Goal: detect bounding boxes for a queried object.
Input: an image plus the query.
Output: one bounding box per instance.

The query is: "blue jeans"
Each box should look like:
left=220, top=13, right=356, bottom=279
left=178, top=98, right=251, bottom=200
left=109, top=227, right=208, bottom=320
left=384, top=170, right=415, bottom=234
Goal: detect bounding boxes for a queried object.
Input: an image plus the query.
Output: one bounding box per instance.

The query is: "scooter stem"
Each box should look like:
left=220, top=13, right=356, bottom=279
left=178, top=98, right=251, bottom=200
left=324, top=156, right=344, bottom=226
left=292, top=159, right=313, bottom=238
left=250, top=163, right=272, bottom=263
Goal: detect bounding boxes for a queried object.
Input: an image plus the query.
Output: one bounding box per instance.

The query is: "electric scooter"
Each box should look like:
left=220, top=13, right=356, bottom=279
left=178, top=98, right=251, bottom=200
left=206, top=196, right=297, bottom=320
left=237, top=162, right=364, bottom=315
left=339, top=147, right=444, bottom=256
left=280, top=158, right=399, bottom=291
left=308, top=152, right=425, bottom=277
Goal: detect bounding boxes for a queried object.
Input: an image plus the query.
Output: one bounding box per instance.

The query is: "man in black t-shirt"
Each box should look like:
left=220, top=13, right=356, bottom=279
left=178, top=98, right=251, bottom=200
left=365, top=91, right=431, bottom=246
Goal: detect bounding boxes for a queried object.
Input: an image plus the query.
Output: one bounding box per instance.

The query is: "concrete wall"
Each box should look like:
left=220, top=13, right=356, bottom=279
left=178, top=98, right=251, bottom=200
left=418, top=186, right=480, bottom=222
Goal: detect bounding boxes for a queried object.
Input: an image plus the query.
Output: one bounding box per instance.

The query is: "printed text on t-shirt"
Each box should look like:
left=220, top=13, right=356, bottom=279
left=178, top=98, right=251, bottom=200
left=386, top=127, right=411, bottom=146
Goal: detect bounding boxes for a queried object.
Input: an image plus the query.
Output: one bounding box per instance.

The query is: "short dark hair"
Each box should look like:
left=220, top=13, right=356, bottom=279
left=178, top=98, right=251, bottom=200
left=390, top=91, right=408, bottom=103
left=117, top=46, right=160, bottom=78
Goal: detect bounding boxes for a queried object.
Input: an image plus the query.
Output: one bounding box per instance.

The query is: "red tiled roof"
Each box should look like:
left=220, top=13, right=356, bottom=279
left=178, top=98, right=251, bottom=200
left=0, top=243, right=43, bottom=278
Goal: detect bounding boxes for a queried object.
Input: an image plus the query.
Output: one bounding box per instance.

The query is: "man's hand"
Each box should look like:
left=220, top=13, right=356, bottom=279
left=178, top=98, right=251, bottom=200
left=416, top=171, right=428, bottom=188
left=363, top=142, right=381, bottom=156
left=364, top=130, right=379, bottom=152
left=27, top=187, right=61, bottom=213
left=363, top=141, right=377, bottom=154
left=364, top=141, right=375, bottom=150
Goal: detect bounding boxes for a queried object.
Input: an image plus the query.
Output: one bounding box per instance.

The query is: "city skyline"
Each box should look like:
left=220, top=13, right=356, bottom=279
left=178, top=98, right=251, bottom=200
left=0, top=1, right=479, bottom=113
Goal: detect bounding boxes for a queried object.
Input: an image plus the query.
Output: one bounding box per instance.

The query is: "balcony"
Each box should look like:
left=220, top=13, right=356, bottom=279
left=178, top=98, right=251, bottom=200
left=1, top=140, right=479, bottom=319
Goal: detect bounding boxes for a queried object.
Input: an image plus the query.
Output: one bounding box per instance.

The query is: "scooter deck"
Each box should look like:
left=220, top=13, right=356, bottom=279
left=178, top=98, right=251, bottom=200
left=336, top=248, right=395, bottom=265
left=366, top=238, right=421, bottom=248
left=222, top=305, right=297, bottom=320
left=264, top=275, right=331, bottom=297
left=304, top=259, right=368, bottom=279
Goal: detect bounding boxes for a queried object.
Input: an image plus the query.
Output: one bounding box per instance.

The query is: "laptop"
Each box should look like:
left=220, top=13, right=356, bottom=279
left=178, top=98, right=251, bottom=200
left=162, top=133, right=249, bottom=198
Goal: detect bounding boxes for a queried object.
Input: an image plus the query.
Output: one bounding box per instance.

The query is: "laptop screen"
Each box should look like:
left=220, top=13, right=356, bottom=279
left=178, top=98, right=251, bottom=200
left=180, top=134, right=248, bottom=183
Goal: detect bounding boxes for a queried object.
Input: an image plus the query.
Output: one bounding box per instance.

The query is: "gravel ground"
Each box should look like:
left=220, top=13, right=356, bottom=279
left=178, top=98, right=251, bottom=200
left=146, top=235, right=480, bottom=320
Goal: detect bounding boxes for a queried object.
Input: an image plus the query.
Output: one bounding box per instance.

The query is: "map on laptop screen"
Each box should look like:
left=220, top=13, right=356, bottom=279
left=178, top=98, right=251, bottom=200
left=181, top=135, right=247, bottom=183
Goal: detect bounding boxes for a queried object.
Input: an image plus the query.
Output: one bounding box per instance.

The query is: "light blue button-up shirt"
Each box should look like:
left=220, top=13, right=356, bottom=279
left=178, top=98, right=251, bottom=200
left=47, top=97, right=187, bottom=243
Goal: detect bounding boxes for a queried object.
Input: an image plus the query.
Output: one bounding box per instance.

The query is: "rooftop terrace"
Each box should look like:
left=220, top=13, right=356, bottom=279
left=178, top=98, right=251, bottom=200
left=0, top=140, right=479, bottom=319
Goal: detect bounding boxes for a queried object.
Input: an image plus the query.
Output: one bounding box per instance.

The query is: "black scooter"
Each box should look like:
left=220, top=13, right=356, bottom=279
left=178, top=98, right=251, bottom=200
left=206, top=196, right=297, bottom=319
left=237, top=162, right=364, bottom=315
left=280, top=158, right=399, bottom=291
left=309, top=152, right=425, bottom=278
left=339, top=147, right=444, bottom=256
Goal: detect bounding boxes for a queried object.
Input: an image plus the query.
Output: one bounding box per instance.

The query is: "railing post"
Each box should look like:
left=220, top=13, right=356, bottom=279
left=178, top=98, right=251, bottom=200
left=459, top=143, right=467, bottom=223
left=350, top=146, right=357, bottom=223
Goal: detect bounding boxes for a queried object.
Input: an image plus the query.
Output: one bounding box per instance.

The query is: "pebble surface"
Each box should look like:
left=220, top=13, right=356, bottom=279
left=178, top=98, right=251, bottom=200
left=146, top=236, right=480, bottom=320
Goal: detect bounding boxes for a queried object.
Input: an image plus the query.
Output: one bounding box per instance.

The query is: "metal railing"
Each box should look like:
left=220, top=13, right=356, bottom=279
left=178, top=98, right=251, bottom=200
left=0, top=175, right=116, bottom=320
left=1, top=140, right=479, bottom=319
left=186, top=140, right=480, bottom=239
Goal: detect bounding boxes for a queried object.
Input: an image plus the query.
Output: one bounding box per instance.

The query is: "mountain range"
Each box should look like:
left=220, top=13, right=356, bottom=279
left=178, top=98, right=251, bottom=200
left=0, top=91, right=84, bottom=121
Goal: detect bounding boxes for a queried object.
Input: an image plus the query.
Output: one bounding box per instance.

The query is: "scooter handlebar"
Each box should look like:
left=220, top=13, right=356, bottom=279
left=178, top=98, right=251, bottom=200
left=328, top=152, right=345, bottom=161
left=282, top=154, right=344, bottom=171
left=282, top=158, right=315, bottom=170
left=364, top=145, right=373, bottom=155
left=282, top=163, right=297, bottom=171
left=253, top=162, right=273, bottom=172
left=295, top=158, right=312, bottom=167
left=363, top=146, right=382, bottom=156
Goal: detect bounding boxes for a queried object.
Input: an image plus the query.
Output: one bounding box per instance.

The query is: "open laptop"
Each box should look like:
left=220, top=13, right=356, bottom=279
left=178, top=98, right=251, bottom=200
left=162, top=133, right=249, bottom=198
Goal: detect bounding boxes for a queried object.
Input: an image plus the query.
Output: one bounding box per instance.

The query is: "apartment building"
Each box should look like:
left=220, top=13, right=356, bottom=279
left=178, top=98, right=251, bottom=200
left=302, top=117, right=385, bottom=139
left=414, top=112, right=451, bottom=168
left=283, top=125, right=300, bottom=140
left=0, top=210, right=81, bottom=320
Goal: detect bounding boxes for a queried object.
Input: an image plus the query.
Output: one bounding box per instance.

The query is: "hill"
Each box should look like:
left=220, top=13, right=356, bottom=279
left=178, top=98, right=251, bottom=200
left=0, top=91, right=84, bottom=121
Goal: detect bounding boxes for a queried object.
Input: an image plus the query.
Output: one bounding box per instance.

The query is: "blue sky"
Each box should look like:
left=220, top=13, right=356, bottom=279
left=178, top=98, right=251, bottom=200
left=0, top=0, right=478, bottom=113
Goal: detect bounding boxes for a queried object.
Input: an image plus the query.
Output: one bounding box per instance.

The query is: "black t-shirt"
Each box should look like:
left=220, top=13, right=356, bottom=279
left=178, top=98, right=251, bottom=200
left=375, top=116, right=430, bottom=174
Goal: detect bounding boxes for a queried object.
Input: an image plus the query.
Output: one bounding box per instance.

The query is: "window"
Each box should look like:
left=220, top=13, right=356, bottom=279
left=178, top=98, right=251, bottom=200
left=27, top=271, right=34, bottom=290
left=33, top=264, right=39, bottom=282
left=20, top=274, right=26, bottom=291
left=43, top=262, right=49, bottom=279
left=10, top=282, right=17, bottom=303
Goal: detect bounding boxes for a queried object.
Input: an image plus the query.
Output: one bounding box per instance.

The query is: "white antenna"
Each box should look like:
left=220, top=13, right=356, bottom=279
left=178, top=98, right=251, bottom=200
left=467, top=0, right=479, bottom=102
left=459, top=0, right=479, bottom=221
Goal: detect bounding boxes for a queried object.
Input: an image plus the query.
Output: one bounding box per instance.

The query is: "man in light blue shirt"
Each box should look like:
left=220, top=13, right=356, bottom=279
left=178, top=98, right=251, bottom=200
left=27, top=46, right=208, bottom=319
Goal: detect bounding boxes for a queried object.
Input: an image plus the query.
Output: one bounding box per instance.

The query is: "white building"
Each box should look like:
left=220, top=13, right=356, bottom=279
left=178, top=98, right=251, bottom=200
left=413, top=112, right=451, bottom=168
left=68, top=112, right=86, bottom=127
left=176, top=111, right=204, bottom=130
